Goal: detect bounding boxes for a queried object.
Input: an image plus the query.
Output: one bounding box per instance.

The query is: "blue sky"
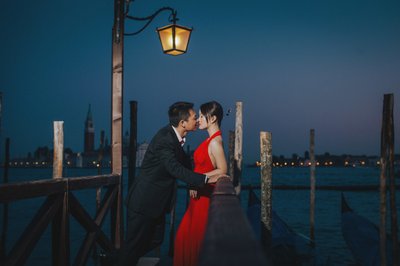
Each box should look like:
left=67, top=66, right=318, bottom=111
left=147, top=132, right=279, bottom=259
left=1, top=0, right=399, bottom=163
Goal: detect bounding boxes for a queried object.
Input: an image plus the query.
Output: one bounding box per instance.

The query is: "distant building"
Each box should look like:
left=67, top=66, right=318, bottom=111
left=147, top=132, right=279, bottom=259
left=84, top=104, right=95, bottom=154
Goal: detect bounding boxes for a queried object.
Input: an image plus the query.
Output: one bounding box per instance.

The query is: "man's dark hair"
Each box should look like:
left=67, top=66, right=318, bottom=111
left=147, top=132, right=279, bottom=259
left=168, top=102, right=194, bottom=127
left=200, top=101, right=223, bottom=127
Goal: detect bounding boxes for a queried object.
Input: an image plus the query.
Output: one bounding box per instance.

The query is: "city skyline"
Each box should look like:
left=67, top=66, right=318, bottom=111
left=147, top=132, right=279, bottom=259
left=1, top=0, right=400, bottom=163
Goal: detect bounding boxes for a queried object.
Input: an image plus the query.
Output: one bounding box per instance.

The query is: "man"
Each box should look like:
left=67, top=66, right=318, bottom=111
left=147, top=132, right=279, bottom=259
left=120, top=102, right=227, bottom=266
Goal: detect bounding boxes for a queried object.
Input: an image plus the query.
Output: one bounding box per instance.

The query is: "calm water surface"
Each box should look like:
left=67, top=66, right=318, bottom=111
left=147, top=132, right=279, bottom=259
left=1, top=166, right=399, bottom=265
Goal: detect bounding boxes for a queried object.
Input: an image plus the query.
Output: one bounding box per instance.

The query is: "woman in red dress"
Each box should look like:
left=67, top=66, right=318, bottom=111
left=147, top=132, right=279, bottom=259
left=173, top=101, right=227, bottom=266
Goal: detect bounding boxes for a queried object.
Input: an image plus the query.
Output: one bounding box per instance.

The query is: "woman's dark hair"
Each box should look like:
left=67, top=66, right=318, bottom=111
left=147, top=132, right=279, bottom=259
left=200, top=101, right=223, bottom=127
left=168, top=102, right=194, bottom=127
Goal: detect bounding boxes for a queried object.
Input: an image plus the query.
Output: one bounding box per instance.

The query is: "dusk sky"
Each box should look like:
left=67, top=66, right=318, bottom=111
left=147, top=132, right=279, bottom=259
left=1, top=0, right=399, bottom=163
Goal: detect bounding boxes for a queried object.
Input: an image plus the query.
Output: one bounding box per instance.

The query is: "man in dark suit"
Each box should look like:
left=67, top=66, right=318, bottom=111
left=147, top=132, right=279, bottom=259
left=120, top=102, right=226, bottom=266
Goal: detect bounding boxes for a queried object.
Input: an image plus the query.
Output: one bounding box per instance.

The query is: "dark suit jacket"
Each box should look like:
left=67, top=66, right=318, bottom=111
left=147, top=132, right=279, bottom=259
left=126, top=125, right=206, bottom=218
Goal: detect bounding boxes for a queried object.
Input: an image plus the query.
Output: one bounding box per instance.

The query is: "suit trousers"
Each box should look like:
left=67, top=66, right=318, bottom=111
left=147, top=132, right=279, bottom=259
left=119, top=210, right=165, bottom=266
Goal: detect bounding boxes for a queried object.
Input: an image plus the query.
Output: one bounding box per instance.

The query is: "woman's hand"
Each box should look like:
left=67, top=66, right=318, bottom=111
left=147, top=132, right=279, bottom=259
left=190, top=189, right=198, bottom=199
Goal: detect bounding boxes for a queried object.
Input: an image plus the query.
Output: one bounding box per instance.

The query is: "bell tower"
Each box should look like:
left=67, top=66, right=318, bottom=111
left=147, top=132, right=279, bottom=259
left=84, top=104, right=95, bottom=154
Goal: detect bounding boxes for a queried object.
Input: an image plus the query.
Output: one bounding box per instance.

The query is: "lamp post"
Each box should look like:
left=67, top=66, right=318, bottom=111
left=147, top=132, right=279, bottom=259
left=110, top=0, right=192, bottom=248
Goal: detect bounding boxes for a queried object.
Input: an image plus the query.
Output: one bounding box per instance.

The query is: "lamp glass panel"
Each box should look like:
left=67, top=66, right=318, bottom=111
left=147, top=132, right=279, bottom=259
left=174, top=26, right=192, bottom=51
left=158, top=26, right=174, bottom=51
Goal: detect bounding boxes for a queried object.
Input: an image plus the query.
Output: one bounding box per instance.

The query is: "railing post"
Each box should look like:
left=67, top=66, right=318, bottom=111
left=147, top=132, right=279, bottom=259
left=52, top=121, right=70, bottom=266
left=310, top=129, right=316, bottom=245
left=260, top=131, right=272, bottom=248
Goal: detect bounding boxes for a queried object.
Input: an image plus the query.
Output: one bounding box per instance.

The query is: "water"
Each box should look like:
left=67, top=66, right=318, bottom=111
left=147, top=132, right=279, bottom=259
left=1, top=167, right=399, bottom=265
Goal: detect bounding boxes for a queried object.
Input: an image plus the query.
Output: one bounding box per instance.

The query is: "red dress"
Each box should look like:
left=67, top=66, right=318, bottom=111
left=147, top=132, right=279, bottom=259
left=173, top=130, right=222, bottom=266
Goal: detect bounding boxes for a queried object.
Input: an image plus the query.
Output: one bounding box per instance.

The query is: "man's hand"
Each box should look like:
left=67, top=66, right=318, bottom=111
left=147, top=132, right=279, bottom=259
left=207, top=174, right=231, bottom=184
left=189, top=189, right=198, bottom=199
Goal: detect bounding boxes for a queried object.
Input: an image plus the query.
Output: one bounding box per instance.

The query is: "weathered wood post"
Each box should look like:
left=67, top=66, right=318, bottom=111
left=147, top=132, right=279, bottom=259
left=110, top=0, right=124, bottom=249
left=128, top=101, right=137, bottom=192
left=52, top=121, right=69, bottom=266
left=386, top=93, right=398, bottom=266
left=94, top=130, right=105, bottom=265
left=379, top=95, right=388, bottom=266
left=260, top=131, right=272, bottom=247
left=0, top=138, right=10, bottom=263
left=53, top=121, right=64, bottom=179
left=234, top=102, right=243, bottom=195
left=97, top=130, right=105, bottom=175
left=228, top=130, right=235, bottom=184
left=309, top=129, right=316, bottom=245
left=380, top=93, right=398, bottom=266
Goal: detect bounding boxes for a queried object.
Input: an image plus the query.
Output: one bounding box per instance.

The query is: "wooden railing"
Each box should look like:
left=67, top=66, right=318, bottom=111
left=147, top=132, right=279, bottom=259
left=198, top=177, right=271, bottom=266
left=0, top=174, right=123, bottom=266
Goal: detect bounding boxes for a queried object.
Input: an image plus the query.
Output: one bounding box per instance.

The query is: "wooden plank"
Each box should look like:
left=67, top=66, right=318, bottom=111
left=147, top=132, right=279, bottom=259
left=5, top=195, right=63, bottom=266
left=70, top=189, right=116, bottom=266
left=67, top=174, right=120, bottom=191
left=0, top=179, right=65, bottom=203
left=69, top=190, right=115, bottom=238
left=52, top=192, right=70, bottom=266
left=0, top=175, right=120, bottom=203
left=73, top=188, right=117, bottom=265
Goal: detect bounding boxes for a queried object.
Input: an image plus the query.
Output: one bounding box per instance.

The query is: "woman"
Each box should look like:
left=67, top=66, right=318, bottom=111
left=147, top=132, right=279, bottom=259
left=173, top=101, right=227, bottom=266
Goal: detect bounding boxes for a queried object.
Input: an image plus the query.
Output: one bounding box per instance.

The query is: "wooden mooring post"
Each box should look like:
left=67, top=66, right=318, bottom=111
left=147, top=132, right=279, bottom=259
left=380, top=93, right=398, bottom=266
left=0, top=138, right=10, bottom=263
left=234, top=101, right=243, bottom=195
left=53, top=121, right=64, bottom=179
left=51, top=121, right=70, bottom=266
left=228, top=130, right=235, bottom=184
left=260, top=131, right=272, bottom=247
left=310, top=129, right=316, bottom=245
left=128, top=100, right=137, bottom=192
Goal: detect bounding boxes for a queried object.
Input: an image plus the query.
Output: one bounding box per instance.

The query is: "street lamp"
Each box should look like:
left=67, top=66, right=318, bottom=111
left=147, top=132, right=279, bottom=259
left=124, top=6, right=193, bottom=56
left=110, top=0, right=192, bottom=248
